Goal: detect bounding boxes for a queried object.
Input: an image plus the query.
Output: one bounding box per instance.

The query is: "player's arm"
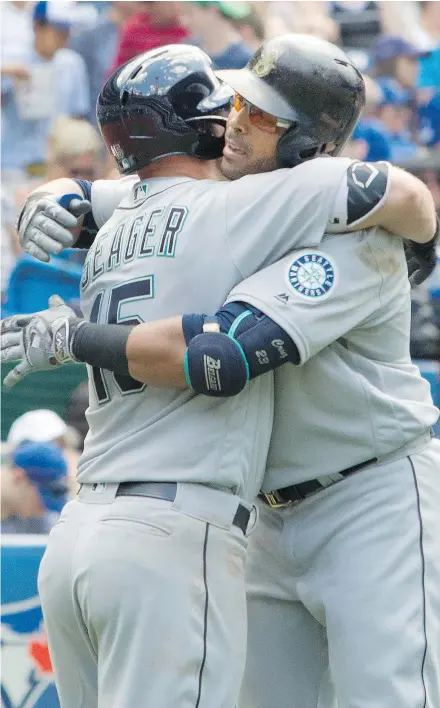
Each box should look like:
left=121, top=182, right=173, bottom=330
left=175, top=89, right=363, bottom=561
left=122, top=227, right=413, bottom=396
left=329, top=161, right=437, bottom=243
left=16, top=177, right=135, bottom=262
left=225, top=157, right=437, bottom=286
left=0, top=226, right=425, bottom=392
left=328, top=160, right=439, bottom=285
left=0, top=297, right=295, bottom=394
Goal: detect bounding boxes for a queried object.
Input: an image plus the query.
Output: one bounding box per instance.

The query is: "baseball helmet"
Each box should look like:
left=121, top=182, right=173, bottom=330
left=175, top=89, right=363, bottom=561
left=217, top=34, right=366, bottom=168
left=97, top=45, right=232, bottom=175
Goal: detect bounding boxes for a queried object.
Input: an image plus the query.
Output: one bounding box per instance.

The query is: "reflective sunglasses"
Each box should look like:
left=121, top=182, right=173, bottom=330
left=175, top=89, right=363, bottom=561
left=231, top=92, right=292, bottom=134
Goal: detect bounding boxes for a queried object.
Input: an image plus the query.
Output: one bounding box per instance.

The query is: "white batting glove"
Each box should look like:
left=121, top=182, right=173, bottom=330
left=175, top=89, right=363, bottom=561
left=17, top=192, right=92, bottom=262
left=1, top=295, right=84, bottom=388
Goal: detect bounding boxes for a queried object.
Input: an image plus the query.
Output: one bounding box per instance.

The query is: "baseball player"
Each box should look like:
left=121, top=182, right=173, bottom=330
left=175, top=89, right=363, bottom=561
left=0, top=40, right=364, bottom=708
left=3, top=37, right=440, bottom=708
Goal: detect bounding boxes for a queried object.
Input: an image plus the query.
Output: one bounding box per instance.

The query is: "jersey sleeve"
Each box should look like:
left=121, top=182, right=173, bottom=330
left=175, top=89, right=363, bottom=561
left=224, top=156, right=355, bottom=278
left=225, top=228, right=408, bottom=365
left=90, top=176, right=138, bottom=229
left=327, top=161, right=391, bottom=233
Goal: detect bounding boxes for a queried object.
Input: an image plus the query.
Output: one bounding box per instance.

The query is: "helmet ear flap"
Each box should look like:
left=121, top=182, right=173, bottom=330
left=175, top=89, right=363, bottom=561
left=276, top=124, right=302, bottom=169
left=276, top=125, right=326, bottom=169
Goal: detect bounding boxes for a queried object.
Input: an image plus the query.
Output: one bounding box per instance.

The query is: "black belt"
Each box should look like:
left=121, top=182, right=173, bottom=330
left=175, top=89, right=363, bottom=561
left=117, top=482, right=251, bottom=534
left=259, top=457, right=377, bottom=509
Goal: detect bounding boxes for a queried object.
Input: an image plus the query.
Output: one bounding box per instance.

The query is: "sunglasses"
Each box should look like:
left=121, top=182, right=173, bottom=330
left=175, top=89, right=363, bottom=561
left=231, top=92, right=292, bottom=134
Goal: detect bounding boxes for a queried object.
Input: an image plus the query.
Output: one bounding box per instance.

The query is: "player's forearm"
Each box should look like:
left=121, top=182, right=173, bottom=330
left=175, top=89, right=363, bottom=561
left=127, top=318, right=187, bottom=388
left=370, top=167, right=436, bottom=243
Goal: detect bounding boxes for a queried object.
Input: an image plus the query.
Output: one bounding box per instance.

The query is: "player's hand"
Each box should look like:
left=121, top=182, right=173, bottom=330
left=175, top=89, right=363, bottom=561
left=17, top=192, right=92, bottom=262
left=1, top=295, right=83, bottom=388
left=405, top=214, right=439, bottom=286
left=405, top=230, right=439, bottom=287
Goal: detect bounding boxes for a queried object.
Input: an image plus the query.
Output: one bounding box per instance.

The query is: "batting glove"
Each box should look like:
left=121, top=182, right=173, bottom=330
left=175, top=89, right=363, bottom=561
left=17, top=192, right=92, bottom=262
left=405, top=215, right=440, bottom=287
left=1, top=295, right=84, bottom=388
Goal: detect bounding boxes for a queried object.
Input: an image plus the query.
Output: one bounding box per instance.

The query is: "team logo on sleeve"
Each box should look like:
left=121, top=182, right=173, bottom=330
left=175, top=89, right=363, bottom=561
left=286, top=251, right=337, bottom=301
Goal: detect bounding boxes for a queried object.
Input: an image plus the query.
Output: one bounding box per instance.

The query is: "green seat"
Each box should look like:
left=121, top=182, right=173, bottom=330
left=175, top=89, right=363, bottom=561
left=1, top=364, right=88, bottom=441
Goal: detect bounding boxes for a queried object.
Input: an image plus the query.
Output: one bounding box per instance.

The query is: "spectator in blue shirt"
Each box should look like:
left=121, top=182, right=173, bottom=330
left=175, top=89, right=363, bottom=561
left=370, top=35, right=438, bottom=154
left=1, top=441, right=69, bottom=534
left=374, top=78, right=418, bottom=162
left=350, top=120, right=391, bottom=161
left=1, top=0, right=90, bottom=176
left=345, top=77, right=418, bottom=163
left=180, top=1, right=253, bottom=69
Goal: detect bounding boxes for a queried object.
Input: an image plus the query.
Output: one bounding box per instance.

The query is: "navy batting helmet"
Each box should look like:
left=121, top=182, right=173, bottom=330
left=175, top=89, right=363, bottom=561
left=217, top=34, right=366, bottom=168
left=97, top=45, right=232, bottom=175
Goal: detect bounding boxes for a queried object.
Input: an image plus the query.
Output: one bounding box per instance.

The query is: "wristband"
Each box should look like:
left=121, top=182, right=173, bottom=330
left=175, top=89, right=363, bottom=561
left=71, top=322, right=134, bottom=375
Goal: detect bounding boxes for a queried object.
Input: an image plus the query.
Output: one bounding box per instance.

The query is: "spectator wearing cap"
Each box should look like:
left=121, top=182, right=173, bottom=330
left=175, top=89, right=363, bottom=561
left=371, top=35, right=439, bottom=156
left=180, top=1, right=253, bottom=69
left=1, top=441, right=68, bottom=534
left=110, top=2, right=188, bottom=72
left=371, top=34, right=426, bottom=91
left=7, top=409, right=69, bottom=450
left=70, top=2, right=138, bottom=125
left=1, top=0, right=90, bottom=180
left=7, top=409, right=81, bottom=495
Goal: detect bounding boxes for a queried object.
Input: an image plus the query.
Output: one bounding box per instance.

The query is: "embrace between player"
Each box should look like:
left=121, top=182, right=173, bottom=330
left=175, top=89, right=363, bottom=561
left=2, top=36, right=440, bottom=708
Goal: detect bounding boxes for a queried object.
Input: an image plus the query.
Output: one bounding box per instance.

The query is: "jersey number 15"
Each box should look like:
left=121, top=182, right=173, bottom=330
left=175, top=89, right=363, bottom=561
left=89, top=276, right=154, bottom=404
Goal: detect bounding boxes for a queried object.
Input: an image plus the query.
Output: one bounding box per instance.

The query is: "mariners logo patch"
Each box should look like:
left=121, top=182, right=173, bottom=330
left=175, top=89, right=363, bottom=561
left=252, top=49, right=279, bottom=77
left=287, top=252, right=336, bottom=300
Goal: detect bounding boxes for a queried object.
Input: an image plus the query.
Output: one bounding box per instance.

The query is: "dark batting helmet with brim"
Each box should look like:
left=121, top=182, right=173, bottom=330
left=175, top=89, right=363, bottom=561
left=216, top=34, right=366, bottom=168
left=97, top=45, right=232, bottom=175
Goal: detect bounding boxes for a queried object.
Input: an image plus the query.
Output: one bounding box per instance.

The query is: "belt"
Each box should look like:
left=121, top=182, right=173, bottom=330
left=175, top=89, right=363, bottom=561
left=259, top=457, right=377, bottom=509
left=116, top=482, right=251, bottom=534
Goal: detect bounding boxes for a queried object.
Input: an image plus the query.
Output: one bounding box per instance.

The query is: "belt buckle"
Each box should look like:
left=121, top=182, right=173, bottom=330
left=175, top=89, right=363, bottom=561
left=262, top=491, right=292, bottom=509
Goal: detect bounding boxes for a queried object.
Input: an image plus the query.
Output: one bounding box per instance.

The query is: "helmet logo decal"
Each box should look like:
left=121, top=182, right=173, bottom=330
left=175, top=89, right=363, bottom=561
left=286, top=251, right=337, bottom=301
left=252, top=49, right=279, bottom=78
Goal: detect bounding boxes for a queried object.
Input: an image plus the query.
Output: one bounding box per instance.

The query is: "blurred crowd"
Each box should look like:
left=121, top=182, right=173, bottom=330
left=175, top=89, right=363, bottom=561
left=1, top=1, right=439, bottom=534
left=1, top=383, right=88, bottom=533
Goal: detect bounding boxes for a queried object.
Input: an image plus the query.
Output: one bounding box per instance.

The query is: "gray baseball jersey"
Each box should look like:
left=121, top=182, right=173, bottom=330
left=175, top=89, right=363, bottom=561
left=226, top=227, right=439, bottom=490
left=78, top=157, right=354, bottom=500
